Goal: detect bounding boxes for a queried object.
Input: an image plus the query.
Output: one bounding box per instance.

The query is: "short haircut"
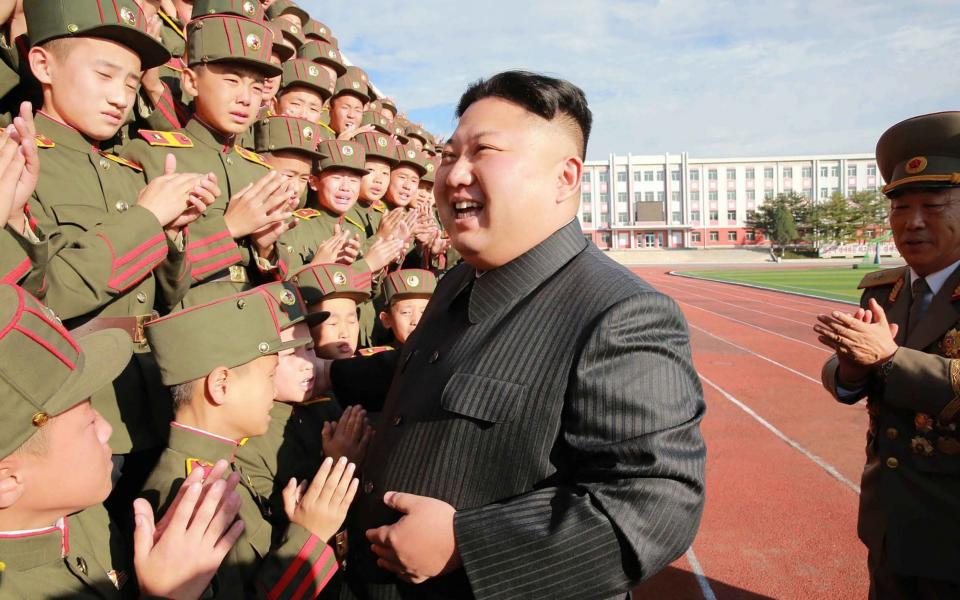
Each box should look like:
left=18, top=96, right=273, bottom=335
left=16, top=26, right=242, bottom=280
left=13, top=427, right=48, bottom=457
left=456, top=70, right=592, bottom=159
left=169, top=380, right=198, bottom=414
left=39, top=37, right=78, bottom=61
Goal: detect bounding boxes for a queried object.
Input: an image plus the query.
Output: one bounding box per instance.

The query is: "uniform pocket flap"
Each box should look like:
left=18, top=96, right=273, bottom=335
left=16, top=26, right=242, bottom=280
left=50, top=204, right=105, bottom=228
left=440, top=372, right=526, bottom=423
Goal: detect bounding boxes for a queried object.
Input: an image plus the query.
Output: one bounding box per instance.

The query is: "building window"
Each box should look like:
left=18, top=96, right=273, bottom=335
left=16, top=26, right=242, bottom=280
left=633, top=171, right=642, bottom=182
left=600, top=193, right=610, bottom=202
left=727, top=231, right=738, bottom=241
left=726, top=168, right=737, bottom=180
left=671, top=170, right=681, bottom=181
left=601, top=233, right=612, bottom=246
left=727, top=210, right=737, bottom=221
left=691, top=231, right=701, bottom=242
left=583, top=172, right=592, bottom=183
left=691, top=211, right=701, bottom=222
left=672, top=191, right=681, bottom=202
left=671, top=211, right=681, bottom=222
left=656, top=170, right=664, bottom=181
left=848, top=186, right=857, bottom=196
left=820, top=187, right=829, bottom=198
left=764, top=190, right=774, bottom=199
left=708, top=169, right=718, bottom=180
left=709, top=231, right=719, bottom=241
left=746, top=230, right=756, bottom=241
left=764, top=167, right=774, bottom=179
left=643, top=191, right=653, bottom=202
left=616, top=171, right=627, bottom=182
left=783, top=167, right=793, bottom=178
left=820, top=166, right=828, bottom=177
left=644, top=170, right=654, bottom=181
left=582, top=211, right=593, bottom=224
left=657, top=191, right=665, bottom=202
left=847, top=166, right=857, bottom=177
left=726, top=191, right=736, bottom=201
left=802, top=166, right=812, bottom=178
left=831, top=187, right=839, bottom=195
left=708, top=191, right=718, bottom=201
left=746, top=189, right=756, bottom=200
left=581, top=192, right=590, bottom=203
left=830, top=166, right=839, bottom=177
left=803, top=188, right=813, bottom=198
left=690, top=191, right=700, bottom=202
left=617, top=192, right=628, bottom=203
left=867, top=164, right=877, bottom=176
left=709, top=210, right=719, bottom=220
left=690, top=170, right=700, bottom=181
left=599, top=171, right=609, bottom=182
left=634, top=191, right=642, bottom=202
left=617, top=212, right=628, bottom=223
left=745, top=168, right=755, bottom=180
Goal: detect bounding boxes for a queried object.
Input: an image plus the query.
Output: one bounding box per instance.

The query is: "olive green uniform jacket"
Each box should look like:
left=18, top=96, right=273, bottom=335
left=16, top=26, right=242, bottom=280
left=0, top=224, right=47, bottom=296
left=821, top=265, right=960, bottom=583
left=140, top=423, right=338, bottom=599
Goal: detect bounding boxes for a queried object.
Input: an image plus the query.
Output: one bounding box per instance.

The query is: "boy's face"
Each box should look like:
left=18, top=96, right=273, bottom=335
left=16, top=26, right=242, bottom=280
left=222, top=355, right=278, bottom=438
left=310, top=168, right=361, bottom=215
left=386, top=166, right=421, bottom=208
left=417, top=181, right=435, bottom=208
left=262, top=55, right=283, bottom=104
left=381, top=297, right=429, bottom=345
left=264, top=150, right=312, bottom=198
left=186, top=63, right=266, bottom=135
left=329, top=93, right=364, bottom=134
left=380, top=106, right=396, bottom=121
left=310, top=297, right=359, bottom=359
left=32, top=38, right=143, bottom=141
left=275, top=323, right=315, bottom=403
left=410, top=138, right=424, bottom=152
left=359, top=158, right=391, bottom=202
left=6, top=401, right=114, bottom=518
left=274, top=86, right=325, bottom=124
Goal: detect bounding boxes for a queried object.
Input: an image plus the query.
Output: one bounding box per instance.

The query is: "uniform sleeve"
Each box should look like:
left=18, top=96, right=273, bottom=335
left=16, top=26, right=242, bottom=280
left=253, top=523, right=338, bottom=600
left=883, top=348, right=960, bottom=423
left=820, top=355, right=869, bottom=404
left=27, top=192, right=168, bottom=320
left=154, top=230, right=192, bottom=312
left=454, top=292, right=707, bottom=599
left=0, top=224, right=47, bottom=296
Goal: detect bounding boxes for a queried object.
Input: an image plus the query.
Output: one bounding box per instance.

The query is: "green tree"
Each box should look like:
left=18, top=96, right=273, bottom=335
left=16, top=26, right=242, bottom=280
left=848, top=190, right=888, bottom=235
left=747, top=192, right=808, bottom=253
left=769, top=204, right=798, bottom=257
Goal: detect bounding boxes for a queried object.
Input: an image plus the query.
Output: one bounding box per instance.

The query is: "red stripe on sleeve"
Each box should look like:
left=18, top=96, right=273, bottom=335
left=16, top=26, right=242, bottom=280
left=267, top=534, right=319, bottom=600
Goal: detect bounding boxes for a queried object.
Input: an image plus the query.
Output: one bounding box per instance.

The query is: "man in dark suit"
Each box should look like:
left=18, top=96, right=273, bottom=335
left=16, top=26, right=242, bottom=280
left=335, top=70, right=707, bottom=599
left=816, top=112, right=960, bottom=599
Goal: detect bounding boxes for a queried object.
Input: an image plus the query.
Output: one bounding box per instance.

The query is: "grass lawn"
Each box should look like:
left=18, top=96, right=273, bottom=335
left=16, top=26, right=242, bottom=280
left=678, top=266, right=887, bottom=303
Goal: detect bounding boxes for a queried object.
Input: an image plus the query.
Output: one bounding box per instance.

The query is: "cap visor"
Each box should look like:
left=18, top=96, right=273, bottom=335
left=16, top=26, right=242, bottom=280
left=275, top=42, right=296, bottom=62
left=277, top=336, right=312, bottom=353
left=203, top=57, right=283, bottom=78
left=305, top=311, right=330, bottom=327
left=87, top=29, right=171, bottom=70
left=48, top=329, right=133, bottom=416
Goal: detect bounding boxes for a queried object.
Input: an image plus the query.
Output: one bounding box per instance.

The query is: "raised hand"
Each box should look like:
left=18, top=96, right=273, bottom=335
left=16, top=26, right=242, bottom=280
left=309, top=225, right=350, bottom=266
left=224, top=171, right=295, bottom=239
left=138, top=154, right=220, bottom=228
left=336, top=233, right=361, bottom=265
left=6, top=102, right=39, bottom=233
left=283, top=456, right=359, bottom=542
left=0, top=123, right=25, bottom=230
left=321, top=405, right=373, bottom=465
left=364, top=235, right=406, bottom=272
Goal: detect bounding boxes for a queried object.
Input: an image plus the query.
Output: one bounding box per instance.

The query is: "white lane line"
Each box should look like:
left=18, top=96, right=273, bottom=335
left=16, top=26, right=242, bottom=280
left=700, top=373, right=861, bottom=495
left=685, top=548, right=718, bottom=600
left=688, top=323, right=823, bottom=385
left=655, top=280, right=814, bottom=326
left=658, top=277, right=838, bottom=318
left=679, top=300, right=832, bottom=354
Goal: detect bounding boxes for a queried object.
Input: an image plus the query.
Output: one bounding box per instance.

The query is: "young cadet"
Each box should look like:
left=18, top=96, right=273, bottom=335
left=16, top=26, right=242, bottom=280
left=122, top=13, right=297, bottom=307
left=384, top=141, right=427, bottom=212
left=141, top=281, right=358, bottom=599
left=265, top=0, right=309, bottom=29
left=294, top=263, right=371, bottom=361
left=378, top=97, right=398, bottom=121
left=0, top=283, right=245, bottom=599
left=328, top=68, right=369, bottom=137
left=273, top=58, right=335, bottom=126
left=296, top=40, right=345, bottom=85
left=24, top=0, right=226, bottom=511
left=375, top=268, right=436, bottom=350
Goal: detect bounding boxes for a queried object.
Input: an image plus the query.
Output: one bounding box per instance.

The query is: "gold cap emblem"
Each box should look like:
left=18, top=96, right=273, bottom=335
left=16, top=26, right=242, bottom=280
left=119, top=7, right=136, bottom=26
left=308, top=65, right=319, bottom=77
left=303, top=126, right=314, bottom=140
left=407, top=150, right=416, bottom=159
left=426, top=163, right=435, bottom=172
left=352, top=81, right=360, bottom=90
left=246, top=33, right=262, bottom=51
left=280, top=290, right=296, bottom=306
left=333, top=271, right=347, bottom=286
left=257, top=342, right=271, bottom=354
left=342, top=145, right=355, bottom=156
left=291, top=25, right=299, bottom=33
left=243, top=1, right=257, bottom=16
left=377, top=136, right=388, bottom=147
left=905, top=156, right=928, bottom=174
left=406, top=275, right=420, bottom=287
left=327, top=50, right=337, bottom=58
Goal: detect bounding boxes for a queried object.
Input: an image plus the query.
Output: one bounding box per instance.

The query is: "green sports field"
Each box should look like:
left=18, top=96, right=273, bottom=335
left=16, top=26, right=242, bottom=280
left=678, top=266, right=886, bottom=303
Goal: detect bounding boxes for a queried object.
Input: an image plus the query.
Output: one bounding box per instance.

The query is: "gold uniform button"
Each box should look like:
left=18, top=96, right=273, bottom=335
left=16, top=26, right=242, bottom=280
left=363, top=480, right=374, bottom=494
left=226, top=157, right=234, bottom=165
left=99, top=158, right=110, bottom=169
left=885, top=428, right=898, bottom=440
left=136, top=292, right=147, bottom=303
left=885, top=457, right=899, bottom=470
left=115, top=201, right=128, bottom=212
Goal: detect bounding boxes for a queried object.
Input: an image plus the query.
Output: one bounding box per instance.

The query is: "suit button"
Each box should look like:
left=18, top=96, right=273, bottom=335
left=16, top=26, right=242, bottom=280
left=429, top=350, right=440, bottom=363
left=885, top=457, right=899, bottom=469
left=115, top=201, right=128, bottom=212
left=393, top=415, right=403, bottom=426
left=363, top=480, right=374, bottom=494
left=885, top=428, right=898, bottom=440
left=98, top=158, right=110, bottom=169
left=136, top=292, right=147, bottom=303
left=76, top=556, right=88, bottom=575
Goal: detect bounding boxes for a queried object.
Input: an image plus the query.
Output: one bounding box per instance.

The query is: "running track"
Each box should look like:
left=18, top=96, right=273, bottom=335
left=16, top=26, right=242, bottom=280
left=630, top=268, right=869, bottom=600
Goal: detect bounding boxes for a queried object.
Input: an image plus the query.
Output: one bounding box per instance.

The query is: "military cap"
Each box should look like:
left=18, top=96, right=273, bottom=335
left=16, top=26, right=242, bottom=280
left=360, top=110, right=393, bottom=134
left=316, top=140, right=369, bottom=175
left=394, top=141, right=428, bottom=176
left=420, top=153, right=440, bottom=184
left=391, top=116, right=411, bottom=143
left=265, top=0, right=309, bottom=26
left=384, top=269, right=437, bottom=304
left=280, top=58, right=334, bottom=99
left=275, top=17, right=306, bottom=49
left=187, top=14, right=282, bottom=77
left=354, top=130, right=398, bottom=165
left=302, top=19, right=333, bottom=43
left=0, top=284, right=131, bottom=458
left=379, top=97, right=398, bottom=116
left=24, top=0, right=170, bottom=69
left=333, top=69, right=369, bottom=104
left=367, top=100, right=382, bottom=114
left=406, top=124, right=430, bottom=145
left=191, top=0, right=264, bottom=20
left=326, top=34, right=340, bottom=49
left=254, top=115, right=324, bottom=159
left=297, top=41, right=346, bottom=77
left=877, top=111, right=960, bottom=196
left=293, top=264, right=372, bottom=306
left=264, top=21, right=295, bottom=62
left=145, top=282, right=311, bottom=386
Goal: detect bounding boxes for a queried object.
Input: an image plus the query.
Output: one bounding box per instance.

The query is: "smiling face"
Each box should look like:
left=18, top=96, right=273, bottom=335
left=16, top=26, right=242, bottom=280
left=359, top=158, right=392, bottom=202
left=889, top=188, right=960, bottom=276
left=275, top=323, right=315, bottom=403
left=274, top=85, right=326, bottom=124
left=385, top=165, right=420, bottom=209
left=184, top=62, right=266, bottom=135
left=437, top=97, right=582, bottom=270
left=310, top=297, right=359, bottom=359
left=30, top=37, right=143, bottom=141
left=311, top=168, right=362, bottom=215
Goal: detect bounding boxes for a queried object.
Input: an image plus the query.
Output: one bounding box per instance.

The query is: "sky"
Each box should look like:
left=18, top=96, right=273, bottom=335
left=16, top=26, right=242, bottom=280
left=303, top=0, right=960, bottom=161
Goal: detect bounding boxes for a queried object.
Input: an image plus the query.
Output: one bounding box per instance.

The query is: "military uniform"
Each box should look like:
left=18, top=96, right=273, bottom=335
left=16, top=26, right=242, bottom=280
left=121, top=14, right=283, bottom=307
left=0, top=283, right=135, bottom=598
left=0, top=224, right=47, bottom=296
left=142, top=282, right=339, bottom=598
left=821, top=111, right=960, bottom=597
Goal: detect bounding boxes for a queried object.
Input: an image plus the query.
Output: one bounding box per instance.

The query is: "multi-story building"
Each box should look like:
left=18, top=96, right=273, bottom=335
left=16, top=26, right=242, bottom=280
left=580, top=152, right=880, bottom=250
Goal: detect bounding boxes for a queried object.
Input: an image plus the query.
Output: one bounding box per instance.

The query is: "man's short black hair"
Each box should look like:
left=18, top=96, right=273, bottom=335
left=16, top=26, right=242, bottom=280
left=456, top=70, right=592, bottom=159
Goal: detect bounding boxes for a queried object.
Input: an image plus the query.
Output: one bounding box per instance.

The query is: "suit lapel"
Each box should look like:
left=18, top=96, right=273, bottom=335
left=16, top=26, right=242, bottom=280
left=905, top=265, right=960, bottom=350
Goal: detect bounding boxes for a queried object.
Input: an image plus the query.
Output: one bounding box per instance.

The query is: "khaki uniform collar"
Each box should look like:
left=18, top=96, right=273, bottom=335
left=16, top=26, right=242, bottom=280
left=186, top=117, right=236, bottom=154
left=168, top=422, right=241, bottom=463
left=0, top=518, right=68, bottom=569
left=36, top=111, right=100, bottom=153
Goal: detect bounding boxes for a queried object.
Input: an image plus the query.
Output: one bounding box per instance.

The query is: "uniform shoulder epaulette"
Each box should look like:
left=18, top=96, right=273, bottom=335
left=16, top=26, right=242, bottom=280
left=300, top=395, right=334, bottom=406
left=371, top=201, right=386, bottom=214
left=138, top=129, right=194, bottom=148
left=358, top=346, right=393, bottom=356
left=185, top=457, right=214, bottom=478
left=294, top=208, right=321, bottom=220
left=34, top=134, right=55, bottom=148
left=858, top=266, right=908, bottom=289
left=317, top=120, right=335, bottom=135
left=98, top=151, right=143, bottom=172
left=233, top=145, right=272, bottom=169
left=343, top=214, right=364, bottom=230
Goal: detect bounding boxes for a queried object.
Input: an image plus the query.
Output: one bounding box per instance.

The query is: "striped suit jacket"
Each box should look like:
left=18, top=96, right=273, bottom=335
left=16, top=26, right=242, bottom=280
left=340, top=220, right=706, bottom=600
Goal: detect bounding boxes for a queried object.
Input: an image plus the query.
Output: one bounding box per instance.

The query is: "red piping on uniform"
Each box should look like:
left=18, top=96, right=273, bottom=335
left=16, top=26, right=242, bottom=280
left=222, top=17, right=234, bottom=55
left=188, top=240, right=239, bottom=264
left=23, top=305, right=80, bottom=352
left=1, top=257, right=31, bottom=284
left=187, top=228, right=232, bottom=250
left=15, top=324, right=76, bottom=369
left=114, top=234, right=165, bottom=268
left=290, top=545, right=337, bottom=600
left=190, top=250, right=243, bottom=280
left=95, top=0, right=105, bottom=24
left=268, top=534, right=319, bottom=600
left=109, top=247, right=168, bottom=291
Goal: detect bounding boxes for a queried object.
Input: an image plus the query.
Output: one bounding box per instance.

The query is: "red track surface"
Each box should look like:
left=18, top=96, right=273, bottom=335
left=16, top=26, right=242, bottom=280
left=631, top=268, right=869, bottom=600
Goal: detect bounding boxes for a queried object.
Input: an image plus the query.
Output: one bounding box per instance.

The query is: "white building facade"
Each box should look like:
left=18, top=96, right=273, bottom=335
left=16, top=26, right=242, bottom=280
left=580, top=152, right=881, bottom=250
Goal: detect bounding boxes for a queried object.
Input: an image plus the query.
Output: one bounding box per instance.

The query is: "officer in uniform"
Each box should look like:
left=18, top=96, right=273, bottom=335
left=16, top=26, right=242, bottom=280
left=818, top=111, right=960, bottom=599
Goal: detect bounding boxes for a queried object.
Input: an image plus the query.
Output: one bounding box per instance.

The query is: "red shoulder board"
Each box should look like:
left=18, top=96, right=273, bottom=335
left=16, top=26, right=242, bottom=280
left=98, top=151, right=143, bottom=172
left=138, top=129, right=194, bottom=148
left=185, top=457, right=214, bottom=479
left=358, top=346, right=393, bottom=356
left=294, top=208, right=322, bottom=220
